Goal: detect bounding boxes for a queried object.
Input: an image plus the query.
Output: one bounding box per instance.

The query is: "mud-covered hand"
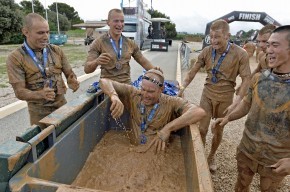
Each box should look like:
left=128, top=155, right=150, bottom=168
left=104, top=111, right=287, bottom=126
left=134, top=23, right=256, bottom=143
left=110, top=94, right=124, bottom=119
left=41, top=82, right=55, bottom=101
left=67, top=74, right=80, bottom=92
left=153, top=66, right=163, bottom=73
left=147, top=129, right=170, bottom=154
left=212, top=117, right=229, bottom=130
left=177, top=87, right=185, bottom=98
left=270, top=158, right=290, bottom=176
left=96, top=53, right=111, bottom=65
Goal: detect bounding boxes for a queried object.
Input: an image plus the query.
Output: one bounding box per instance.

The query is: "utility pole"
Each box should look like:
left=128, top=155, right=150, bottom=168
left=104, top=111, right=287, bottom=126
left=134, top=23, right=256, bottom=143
left=44, top=0, right=48, bottom=21
left=31, top=0, right=34, bottom=13
left=56, top=1, right=60, bottom=34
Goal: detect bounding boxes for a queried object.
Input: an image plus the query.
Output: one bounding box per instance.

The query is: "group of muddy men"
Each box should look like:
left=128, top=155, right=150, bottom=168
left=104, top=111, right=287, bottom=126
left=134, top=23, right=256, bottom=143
left=5, top=8, right=290, bottom=191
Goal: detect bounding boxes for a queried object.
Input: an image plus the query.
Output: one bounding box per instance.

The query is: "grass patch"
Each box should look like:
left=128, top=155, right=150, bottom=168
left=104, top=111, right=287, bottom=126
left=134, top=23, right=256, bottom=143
left=66, top=29, right=86, bottom=38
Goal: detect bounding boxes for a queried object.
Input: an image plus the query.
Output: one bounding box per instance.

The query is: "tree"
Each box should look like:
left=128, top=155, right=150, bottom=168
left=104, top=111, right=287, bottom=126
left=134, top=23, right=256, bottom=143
left=47, top=10, right=70, bottom=32
left=0, top=0, right=23, bottom=44
left=148, top=9, right=177, bottom=39
left=48, top=2, right=83, bottom=28
left=19, top=0, right=45, bottom=17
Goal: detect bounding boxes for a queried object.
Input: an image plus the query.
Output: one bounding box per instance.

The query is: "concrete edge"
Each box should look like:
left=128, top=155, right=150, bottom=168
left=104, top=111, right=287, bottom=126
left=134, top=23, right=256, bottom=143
left=0, top=69, right=101, bottom=120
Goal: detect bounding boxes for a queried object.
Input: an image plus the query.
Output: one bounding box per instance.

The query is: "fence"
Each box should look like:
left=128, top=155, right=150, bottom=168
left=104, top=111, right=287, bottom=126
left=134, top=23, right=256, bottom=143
left=179, top=42, right=191, bottom=70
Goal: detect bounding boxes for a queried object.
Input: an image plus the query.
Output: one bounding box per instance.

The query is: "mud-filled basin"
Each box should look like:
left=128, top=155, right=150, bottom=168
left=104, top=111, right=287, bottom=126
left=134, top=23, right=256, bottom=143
left=8, top=93, right=213, bottom=192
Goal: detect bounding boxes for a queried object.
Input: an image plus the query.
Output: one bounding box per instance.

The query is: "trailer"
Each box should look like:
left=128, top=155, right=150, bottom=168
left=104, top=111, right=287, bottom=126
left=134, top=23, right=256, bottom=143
left=122, top=0, right=153, bottom=50
left=0, top=90, right=213, bottom=192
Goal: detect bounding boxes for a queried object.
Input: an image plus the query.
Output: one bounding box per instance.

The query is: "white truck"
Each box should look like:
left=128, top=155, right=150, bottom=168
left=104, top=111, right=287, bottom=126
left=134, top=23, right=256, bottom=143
left=121, top=0, right=152, bottom=50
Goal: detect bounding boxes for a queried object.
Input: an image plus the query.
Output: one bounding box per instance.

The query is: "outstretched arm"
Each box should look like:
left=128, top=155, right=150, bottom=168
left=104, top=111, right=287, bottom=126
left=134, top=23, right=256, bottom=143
left=150, top=104, right=206, bottom=153
left=178, top=62, right=202, bottom=97
left=213, top=99, right=251, bottom=128
left=99, top=78, right=124, bottom=119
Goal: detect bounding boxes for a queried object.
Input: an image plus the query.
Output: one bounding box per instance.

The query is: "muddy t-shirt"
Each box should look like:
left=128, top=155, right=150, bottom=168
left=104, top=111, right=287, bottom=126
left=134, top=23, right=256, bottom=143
left=238, top=72, right=290, bottom=165
left=197, top=43, right=251, bottom=101
left=113, top=81, right=191, bottom=144
left=86, top=33, right=144, bottom=84
left=6, top=44, right=71, bottom=107
left=258, top=52, right=268, bottom=70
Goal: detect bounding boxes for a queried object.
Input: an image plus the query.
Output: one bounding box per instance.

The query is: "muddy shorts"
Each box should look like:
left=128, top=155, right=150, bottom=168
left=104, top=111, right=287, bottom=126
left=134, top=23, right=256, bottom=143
left=235, top=149, right=285, bottom=191
left=199, top=94, right=232, bottom=119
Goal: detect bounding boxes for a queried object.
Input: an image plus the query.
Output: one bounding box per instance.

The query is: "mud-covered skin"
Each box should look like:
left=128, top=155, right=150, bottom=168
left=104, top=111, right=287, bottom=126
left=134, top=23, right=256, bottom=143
left=6, top=44, right=77, bottom=128
left=239, top=72, right=290, bottom=166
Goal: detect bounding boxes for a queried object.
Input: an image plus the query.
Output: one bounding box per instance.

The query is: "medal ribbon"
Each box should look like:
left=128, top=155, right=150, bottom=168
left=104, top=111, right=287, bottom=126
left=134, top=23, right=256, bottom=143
left=109, top=33, right=123, bottom=61
left=24, top=41, right=48, bottom=78
left=140, top=103, right=159, bottom=144
left=211, top=41, right=231, bottom=83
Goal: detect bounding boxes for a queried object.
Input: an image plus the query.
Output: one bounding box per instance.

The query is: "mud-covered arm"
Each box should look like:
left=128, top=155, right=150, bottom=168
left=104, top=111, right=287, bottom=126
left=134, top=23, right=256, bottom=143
left=84, top=39, right=112, bottom=73
left=58, top=48, right=79, bottom=92
left=11, top=82, right=55, bottom=102
left=99, top=78, right=125, bottom=119
left=178, top=61, right=202, bottom=97
left=161, top=104, right=206, bottom=137
left=131, top=42, right=157, bottom=71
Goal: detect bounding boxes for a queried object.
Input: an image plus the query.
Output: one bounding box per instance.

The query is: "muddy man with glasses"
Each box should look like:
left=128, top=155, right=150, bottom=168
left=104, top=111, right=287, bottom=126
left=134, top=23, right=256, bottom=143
left=178, top=19, right=251, bottom=172
left=99, top=69, right=206, bottom=153
left=84, top=8, right=161, bottom=85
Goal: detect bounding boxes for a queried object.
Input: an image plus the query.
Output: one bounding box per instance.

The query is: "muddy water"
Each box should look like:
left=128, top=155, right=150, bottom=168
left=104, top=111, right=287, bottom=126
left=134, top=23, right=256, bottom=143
left=72, top=130, right=187, bottom=192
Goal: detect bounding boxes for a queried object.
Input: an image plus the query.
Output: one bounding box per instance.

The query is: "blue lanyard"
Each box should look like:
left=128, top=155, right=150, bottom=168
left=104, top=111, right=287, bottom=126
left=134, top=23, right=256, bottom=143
left=24, top=41, right=48, bottom=78
left=109, top=34, right=123, bottom=60
left=211, top=42, right=231, bottom=73
left=139, top=103, right=159, bottom=144
left=140, top=103, right=159, bottom=132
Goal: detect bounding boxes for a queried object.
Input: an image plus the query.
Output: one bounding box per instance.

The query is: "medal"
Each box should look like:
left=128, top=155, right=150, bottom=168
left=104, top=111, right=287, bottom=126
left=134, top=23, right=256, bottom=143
left=211, top=76, right=218, bottom=83
left=140, top=134, right=147, bottom=144
left=115, top=63, right=122, bottom=70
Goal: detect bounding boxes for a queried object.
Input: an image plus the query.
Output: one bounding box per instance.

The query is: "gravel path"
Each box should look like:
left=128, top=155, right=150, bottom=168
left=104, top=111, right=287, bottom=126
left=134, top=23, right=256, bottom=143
left=182, top=42, right=290, bottom=192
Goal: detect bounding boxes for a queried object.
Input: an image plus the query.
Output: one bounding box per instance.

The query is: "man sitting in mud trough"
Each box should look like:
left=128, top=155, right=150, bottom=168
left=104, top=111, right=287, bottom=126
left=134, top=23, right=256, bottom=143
left=99, top=69, right=206, bottom=152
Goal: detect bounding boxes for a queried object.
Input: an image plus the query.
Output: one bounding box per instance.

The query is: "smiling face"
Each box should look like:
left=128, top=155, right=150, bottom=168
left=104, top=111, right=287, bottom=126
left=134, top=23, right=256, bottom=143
left=256, top=32, right=271, bottom=53
left=107, top=9, right=124, bottom=39
left=140, top=73, right=163, bottom=106
left=22, top=19, right=49, bottom=50
left=210, top=29, right=229, bottom=52
left=267, top=32, right=290, bottom=73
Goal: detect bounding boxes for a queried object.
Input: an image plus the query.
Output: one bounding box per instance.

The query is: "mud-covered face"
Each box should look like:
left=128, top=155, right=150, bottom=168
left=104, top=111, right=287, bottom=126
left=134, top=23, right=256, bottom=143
left=22, top=20, right=49, bottom=50
left=140, top=74, right=163, bottom=106
left=267, top=32, right=290, bottom=72
left=210, top=29, right=229, bottom=52
left=107, top=11, right=124, bottom=38
left=256, top=33, right=271, bottom=53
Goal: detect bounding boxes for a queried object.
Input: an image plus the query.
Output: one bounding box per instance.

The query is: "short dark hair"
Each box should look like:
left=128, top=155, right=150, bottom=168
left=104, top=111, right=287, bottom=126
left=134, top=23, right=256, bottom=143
left=272, top=25, right=290, bottom=48
left=23, top=13, right=46, bottom=29
left=108, top=8, right=123, bottom=20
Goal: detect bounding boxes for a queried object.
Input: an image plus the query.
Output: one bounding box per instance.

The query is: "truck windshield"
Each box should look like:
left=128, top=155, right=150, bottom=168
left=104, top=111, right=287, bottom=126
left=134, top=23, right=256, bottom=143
left=123, top=24, right=137, bottom=32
